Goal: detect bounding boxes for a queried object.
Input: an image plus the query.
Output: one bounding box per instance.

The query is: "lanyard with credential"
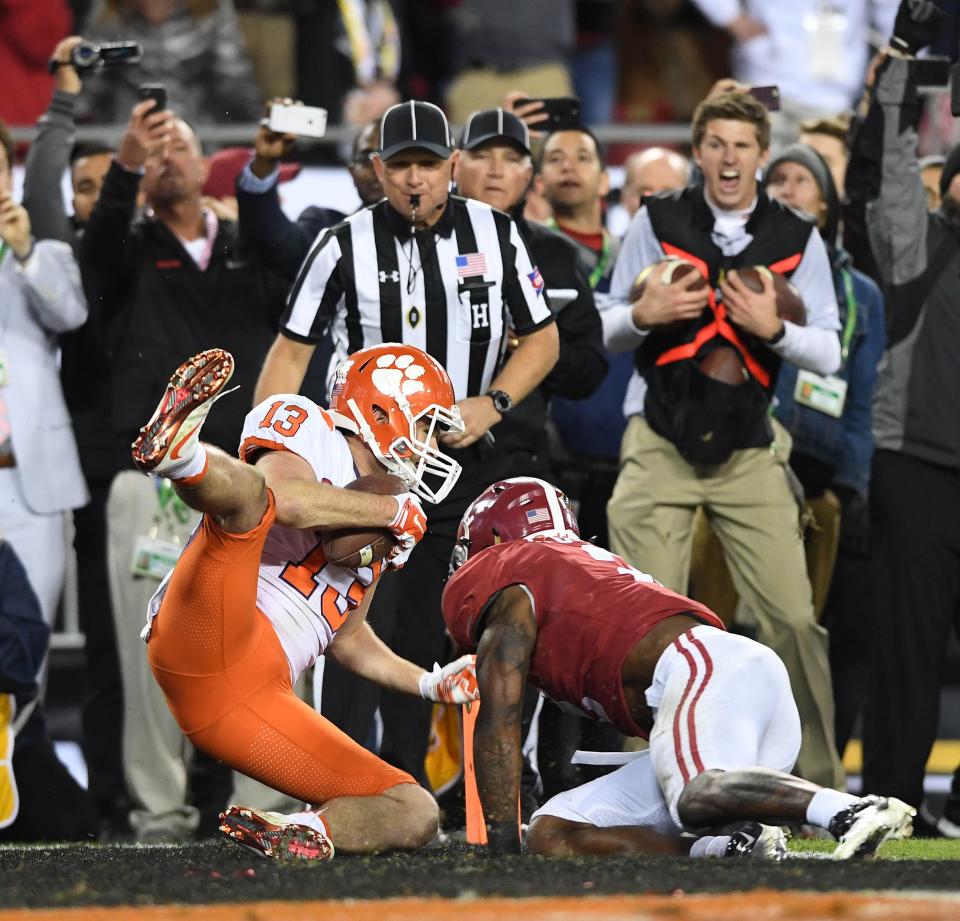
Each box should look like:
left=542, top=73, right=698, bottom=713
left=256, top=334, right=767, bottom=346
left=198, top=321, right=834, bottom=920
left=839, top=269, right=858, bottom=370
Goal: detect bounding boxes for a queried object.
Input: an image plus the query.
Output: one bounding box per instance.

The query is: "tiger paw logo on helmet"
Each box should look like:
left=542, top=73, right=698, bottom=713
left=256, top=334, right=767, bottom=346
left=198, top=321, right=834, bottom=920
left=371, top=352, right=427, bottom=398
left=327, top=343, right=465, bottom=504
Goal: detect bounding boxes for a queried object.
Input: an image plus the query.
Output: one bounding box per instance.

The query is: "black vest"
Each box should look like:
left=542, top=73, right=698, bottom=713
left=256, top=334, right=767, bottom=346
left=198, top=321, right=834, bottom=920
left=639, top=186, right=812, bottom=464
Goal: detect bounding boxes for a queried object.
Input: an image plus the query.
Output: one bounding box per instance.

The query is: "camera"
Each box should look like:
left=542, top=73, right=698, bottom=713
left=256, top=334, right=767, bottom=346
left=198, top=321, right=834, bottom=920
left=69, top=40, right=142, bottom=74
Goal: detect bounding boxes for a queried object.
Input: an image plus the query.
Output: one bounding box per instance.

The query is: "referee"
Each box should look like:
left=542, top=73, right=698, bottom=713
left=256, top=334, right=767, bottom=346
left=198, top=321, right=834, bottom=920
left=254, top=100, right=559, bottom=786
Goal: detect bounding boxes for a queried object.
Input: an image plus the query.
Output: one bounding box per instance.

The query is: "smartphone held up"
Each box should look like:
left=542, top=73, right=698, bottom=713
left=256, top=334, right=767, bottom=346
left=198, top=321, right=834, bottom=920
left=266, top=102, right=328, bottom=139
left=514, top=97, right=582, bottom=131
left=138, top=83, right=168, bottom=114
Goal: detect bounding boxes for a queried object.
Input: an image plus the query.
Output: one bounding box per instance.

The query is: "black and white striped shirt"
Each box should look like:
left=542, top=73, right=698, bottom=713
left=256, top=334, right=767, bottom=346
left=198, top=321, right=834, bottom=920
left=282, top=195, right=555, bottom=399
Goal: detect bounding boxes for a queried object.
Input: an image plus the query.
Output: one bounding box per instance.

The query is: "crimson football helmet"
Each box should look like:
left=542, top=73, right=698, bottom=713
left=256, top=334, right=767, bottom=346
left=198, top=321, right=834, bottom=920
left=450, top=477, right=580, bottom=572
left=328, top=343, right=465, bottom=503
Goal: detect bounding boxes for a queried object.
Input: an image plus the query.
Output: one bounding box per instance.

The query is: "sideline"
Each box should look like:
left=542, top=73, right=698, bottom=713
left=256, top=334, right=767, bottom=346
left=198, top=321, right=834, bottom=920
left=2, top=891, right=960, bottom=921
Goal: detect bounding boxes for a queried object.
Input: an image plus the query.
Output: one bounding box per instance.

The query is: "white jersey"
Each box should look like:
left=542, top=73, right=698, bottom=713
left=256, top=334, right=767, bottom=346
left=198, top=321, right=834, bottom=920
left=144, top=394, right=385, bottom=683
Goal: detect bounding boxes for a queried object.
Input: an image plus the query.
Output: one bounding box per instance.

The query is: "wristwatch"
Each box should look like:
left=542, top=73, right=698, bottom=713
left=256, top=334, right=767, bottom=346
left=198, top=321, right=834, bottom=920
left=765, top=322, right=787, bottom=345
left=487, top=389, right=514, bottom=415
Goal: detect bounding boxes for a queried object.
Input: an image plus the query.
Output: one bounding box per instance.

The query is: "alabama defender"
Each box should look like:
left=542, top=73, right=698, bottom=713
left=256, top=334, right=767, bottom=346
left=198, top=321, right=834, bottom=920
left=442, top=478, right=914, bottom=859
left=132, top=344, right=478, bottom=861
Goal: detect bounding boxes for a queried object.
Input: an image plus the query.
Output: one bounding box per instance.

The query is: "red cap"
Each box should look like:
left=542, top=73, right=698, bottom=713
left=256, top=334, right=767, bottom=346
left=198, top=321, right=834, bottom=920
left=202, top=147, right=301, bottom=199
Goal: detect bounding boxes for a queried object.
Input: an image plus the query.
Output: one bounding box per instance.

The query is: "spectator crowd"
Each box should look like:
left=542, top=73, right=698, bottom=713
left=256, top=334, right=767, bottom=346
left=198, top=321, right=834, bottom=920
left=1, top=0, right=960, bottom=849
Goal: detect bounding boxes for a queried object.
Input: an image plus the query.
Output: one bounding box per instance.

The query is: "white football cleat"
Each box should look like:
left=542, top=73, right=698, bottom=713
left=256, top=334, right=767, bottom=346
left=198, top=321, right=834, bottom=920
left=724, top=822, right=788, bottom=860
left=829, top=795, right=915, bottom=859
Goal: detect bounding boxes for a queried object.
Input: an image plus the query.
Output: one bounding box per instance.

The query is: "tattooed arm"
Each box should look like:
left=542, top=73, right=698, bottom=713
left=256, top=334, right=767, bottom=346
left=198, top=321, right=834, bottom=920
left=473, top=584, right=538, bottom=854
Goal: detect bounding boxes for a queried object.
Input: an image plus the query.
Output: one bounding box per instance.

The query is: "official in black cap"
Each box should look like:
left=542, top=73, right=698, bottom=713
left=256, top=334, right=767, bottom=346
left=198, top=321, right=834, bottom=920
left=253, top=99, right=559, bottom=790
left=454, top=107, right=605, bottom=478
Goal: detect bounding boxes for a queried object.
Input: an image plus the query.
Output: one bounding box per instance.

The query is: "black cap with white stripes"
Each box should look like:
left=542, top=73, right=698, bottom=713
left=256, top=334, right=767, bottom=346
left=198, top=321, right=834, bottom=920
left=460, top=108, right=531, bottom=155
left=379, top=101, right=453, bottom=161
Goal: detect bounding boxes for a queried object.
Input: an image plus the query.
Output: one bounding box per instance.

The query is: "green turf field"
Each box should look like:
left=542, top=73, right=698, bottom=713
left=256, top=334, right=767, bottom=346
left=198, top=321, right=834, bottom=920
left=791, top=837, right=960, bottom=860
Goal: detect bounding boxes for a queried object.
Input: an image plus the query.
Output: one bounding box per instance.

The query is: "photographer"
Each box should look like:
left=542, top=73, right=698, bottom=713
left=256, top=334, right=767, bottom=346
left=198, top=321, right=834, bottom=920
left=848, top=0, right=960, bottom=835
left=21, top=33, right=127, bottom=839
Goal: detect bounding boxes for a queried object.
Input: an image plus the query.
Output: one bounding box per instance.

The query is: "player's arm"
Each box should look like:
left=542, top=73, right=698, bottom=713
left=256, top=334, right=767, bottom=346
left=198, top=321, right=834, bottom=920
left=473, top=584, right=538, bottom=854
left=256, top=449, right=401, bottom=530
left=327, top=582, right=424, bottom=694
left=330, top=584, right=478, bottom=701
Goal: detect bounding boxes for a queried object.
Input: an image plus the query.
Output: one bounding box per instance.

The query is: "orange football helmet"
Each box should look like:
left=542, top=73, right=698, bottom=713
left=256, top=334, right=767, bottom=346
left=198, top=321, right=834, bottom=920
left=328, top=343, right=465, bottom=503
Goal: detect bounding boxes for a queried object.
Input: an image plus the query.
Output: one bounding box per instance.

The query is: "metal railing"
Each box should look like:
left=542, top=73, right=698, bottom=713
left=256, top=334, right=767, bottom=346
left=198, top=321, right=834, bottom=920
left=9, top=121, right=695, bottom=148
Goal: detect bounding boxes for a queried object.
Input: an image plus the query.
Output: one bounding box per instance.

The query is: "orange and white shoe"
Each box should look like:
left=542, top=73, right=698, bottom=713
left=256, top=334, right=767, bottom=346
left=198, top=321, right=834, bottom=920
left=219, top=805, right=335, bottom=862
left=132, top=349, right=235, bottom=479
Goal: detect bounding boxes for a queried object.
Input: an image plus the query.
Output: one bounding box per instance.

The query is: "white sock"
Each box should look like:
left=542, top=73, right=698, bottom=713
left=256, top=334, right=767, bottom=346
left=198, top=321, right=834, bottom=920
left=161, top=442, right=207, bottom=483
left=286, top=809, right=332, bottom=839
left=806, top=788, right=860, bottom=830
left=689, top=834, right=732, bottom=858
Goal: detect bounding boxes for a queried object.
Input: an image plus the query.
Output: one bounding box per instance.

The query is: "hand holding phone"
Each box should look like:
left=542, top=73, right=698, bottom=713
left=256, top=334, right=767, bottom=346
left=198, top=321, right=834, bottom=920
left=747, top=85, right=781, bottom=111
left=138, top=83, right=167, bottom=114
left=513, top=97, right=581, bottom=132
left=266, top=102, right=327, bottom=139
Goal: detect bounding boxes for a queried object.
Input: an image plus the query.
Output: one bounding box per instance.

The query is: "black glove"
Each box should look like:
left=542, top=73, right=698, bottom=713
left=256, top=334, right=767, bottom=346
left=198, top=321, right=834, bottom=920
left=891, top=0, right=944, bottom=56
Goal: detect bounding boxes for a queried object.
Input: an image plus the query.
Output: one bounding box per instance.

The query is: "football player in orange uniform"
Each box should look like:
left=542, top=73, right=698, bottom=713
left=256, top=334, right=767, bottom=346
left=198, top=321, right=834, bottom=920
left=131, top=344, right=478, bottom=860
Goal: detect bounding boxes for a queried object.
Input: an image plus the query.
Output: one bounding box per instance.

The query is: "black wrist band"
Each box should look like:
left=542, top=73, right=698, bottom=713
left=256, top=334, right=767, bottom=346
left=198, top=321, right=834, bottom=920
left=486, top=821, right=522, bottom=855
left=766, top=323, right=786, bottom=345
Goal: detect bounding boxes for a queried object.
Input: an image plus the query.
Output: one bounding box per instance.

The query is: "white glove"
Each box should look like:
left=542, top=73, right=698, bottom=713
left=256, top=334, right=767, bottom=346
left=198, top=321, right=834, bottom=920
left=386, top=543, right=414, bottom=570
left=386, top=491, right=427, bottom=552
left=418, top=654, right=479, bottom=704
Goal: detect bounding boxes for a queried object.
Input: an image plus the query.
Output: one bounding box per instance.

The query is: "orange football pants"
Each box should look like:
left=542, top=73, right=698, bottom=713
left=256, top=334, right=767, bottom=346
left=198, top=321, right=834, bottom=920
left=147, top=490, right=414, bottom=804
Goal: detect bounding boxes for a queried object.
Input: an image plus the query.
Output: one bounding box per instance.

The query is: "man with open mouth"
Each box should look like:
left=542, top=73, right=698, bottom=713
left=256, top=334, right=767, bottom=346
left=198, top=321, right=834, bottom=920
left=600, top=89, right=845, bottom=792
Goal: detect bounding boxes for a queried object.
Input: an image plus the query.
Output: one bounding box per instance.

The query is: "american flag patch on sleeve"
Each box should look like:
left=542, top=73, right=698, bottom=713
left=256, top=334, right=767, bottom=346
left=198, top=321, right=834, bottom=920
left=527, top=267, right=545, bottom=296
left=525, top=508, right=551, bottom=524
left=456, top=253, right=488, bottom=278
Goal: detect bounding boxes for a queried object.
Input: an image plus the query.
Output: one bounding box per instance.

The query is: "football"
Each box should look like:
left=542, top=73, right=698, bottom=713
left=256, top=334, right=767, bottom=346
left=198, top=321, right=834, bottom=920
left=698, top=344, right=747, bottom=386
left=630, top=257, right=707, bottom=303
left=630, top=258, right=708, bottom=332
left=320, top=474, right=406, bottom=569
left=732, top=266, right=807, bottom=326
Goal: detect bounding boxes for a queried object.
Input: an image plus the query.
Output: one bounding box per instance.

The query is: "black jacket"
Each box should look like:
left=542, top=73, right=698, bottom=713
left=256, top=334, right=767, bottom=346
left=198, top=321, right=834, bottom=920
left=235, top=175, right=345, bottom=282
left=80, top=163, right=287, bottom=465
left=494, top=212, right=607, bottom=467
left=846, top=56, right=960, bottom=467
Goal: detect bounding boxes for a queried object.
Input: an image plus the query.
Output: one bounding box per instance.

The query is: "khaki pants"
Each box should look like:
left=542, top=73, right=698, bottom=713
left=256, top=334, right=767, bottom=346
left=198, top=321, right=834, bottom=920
left=691, top=490, right=842, bottom=625
left=236, top=12, right=296, bottom=102
left=607, top=417, right=844, bottom=789
left=107, top=471, right=299, bottom=840
left=445, top=62, right=573, bottom=125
